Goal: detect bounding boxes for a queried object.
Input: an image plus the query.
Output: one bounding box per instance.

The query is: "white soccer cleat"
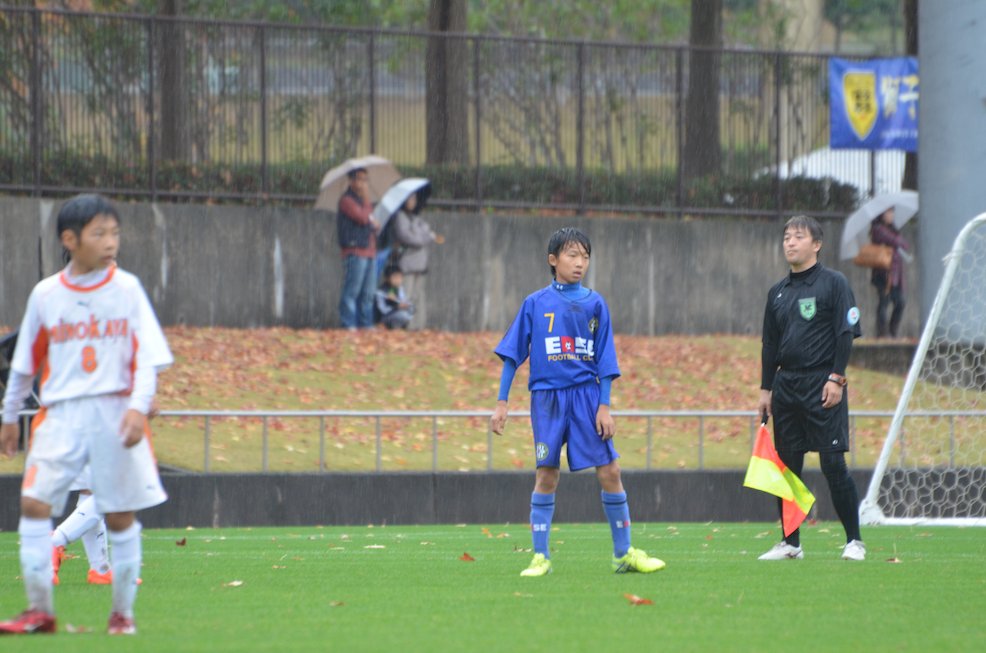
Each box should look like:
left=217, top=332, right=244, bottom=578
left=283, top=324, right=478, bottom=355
left=841, top=539, right=866, bottom=561
left=758, top=541, right=804, bottom=560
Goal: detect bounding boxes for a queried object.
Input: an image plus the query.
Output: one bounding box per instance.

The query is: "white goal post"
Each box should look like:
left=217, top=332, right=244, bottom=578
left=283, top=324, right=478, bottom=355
left=860, top=212, right=986, bottom=526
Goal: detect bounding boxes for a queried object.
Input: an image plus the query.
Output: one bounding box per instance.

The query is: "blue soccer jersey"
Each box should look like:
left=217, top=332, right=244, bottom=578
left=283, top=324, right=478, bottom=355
left=495, top=284, right=620, bottom=390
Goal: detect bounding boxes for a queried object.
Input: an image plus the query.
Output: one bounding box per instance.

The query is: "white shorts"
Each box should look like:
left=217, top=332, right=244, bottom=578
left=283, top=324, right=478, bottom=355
left=70, top=465, right=92, bottom=492
left=23, top=395, right=167, bottom=517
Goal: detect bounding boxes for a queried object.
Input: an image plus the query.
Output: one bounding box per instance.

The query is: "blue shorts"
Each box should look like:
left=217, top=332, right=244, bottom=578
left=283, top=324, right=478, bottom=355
left=530, top=382, right=619, bottom=472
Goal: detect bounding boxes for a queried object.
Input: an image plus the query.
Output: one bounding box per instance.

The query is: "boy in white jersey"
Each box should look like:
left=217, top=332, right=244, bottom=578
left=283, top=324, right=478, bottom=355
left=0, top=194, right=172, bottom=636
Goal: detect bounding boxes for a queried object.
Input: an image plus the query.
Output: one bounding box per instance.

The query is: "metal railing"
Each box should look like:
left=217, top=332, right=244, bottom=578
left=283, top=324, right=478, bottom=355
left=9, top=408, right=983, bottom=474
left=0, top=6, right=887, bottom=215
left=150, top=408, right=920, bottom=473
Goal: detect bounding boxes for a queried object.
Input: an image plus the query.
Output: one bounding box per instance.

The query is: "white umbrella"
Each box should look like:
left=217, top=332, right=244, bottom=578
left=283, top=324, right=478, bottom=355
left=839, top=190, right=919, bottom=260
left=371, top=178, right=432, bottom=232
left=314, top=155, right=400, bottom=211
left=771, top=146, right=906, bottom=197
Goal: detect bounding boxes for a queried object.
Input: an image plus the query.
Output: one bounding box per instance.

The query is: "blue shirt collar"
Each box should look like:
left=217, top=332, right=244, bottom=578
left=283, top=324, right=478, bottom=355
left=551, top=280, right=582, bottom=292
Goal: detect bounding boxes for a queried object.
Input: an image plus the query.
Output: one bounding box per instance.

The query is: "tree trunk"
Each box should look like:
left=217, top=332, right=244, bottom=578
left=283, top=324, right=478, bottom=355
left=903, top=0, right=918, bottom=191
left=682, top=0, right=722, bottom=183
left=425, top=0, right=468, bottom=165
left=158, top=0, right=189, bottom=161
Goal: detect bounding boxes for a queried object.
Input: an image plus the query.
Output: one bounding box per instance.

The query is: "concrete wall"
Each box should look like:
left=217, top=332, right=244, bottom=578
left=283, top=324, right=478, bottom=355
left=0, top=196, right=921, bottom=337
left=0, top=470, right=872, bottom=531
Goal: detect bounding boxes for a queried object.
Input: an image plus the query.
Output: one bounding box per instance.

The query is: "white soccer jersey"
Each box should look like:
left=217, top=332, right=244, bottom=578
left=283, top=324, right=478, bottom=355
left=9, top=265, right=172, bottom=407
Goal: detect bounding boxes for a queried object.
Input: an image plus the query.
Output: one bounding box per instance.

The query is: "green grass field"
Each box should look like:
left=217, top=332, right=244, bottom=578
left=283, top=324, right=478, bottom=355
left=1, top=523, right=983, bottom=652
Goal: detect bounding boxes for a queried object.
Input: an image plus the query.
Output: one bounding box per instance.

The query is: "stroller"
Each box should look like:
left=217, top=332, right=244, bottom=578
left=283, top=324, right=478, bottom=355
left=0, top=330, right=40, bottom=452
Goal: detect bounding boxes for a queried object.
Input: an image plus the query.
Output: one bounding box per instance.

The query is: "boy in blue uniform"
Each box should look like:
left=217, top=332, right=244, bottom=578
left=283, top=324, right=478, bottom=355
left=490, top=227, right=665, bottom=577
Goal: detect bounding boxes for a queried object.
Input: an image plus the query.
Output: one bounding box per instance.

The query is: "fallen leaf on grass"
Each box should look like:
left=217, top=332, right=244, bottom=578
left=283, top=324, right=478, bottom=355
left=176, top=537, right=187, bottom=546
left=224, top=580, right=244, bottom=587
left=624, top=593, right=653, bottom=606
left=364, top=545, right=386, bottom=549
left=65, top=623, right=92, bottom=633
left=329, top=601, right=345, bottom=607
left=481, top=527, right=493, bottom=538
left=460, top=552, right=476, bottom=562
left=886, top=557, right=902, bottom=563
left=513, top=592, right=533, bottom=598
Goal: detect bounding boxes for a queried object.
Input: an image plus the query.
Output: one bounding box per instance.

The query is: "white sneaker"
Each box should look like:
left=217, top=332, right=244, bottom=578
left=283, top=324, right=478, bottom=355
left=758, top=541, right=804, bottom=560
left=841, top=539, right=866, bottom=561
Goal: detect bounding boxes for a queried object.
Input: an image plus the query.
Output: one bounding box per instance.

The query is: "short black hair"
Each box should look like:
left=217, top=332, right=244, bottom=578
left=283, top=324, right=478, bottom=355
left=347, top=167, right=368, bottom=180
left=783, top=214, right=823, bottom=242
left=57, top=193, right=120, bottom=240
left=547, top=227, right=591, bottom=277
left=56, top=194, right=120, bottom=264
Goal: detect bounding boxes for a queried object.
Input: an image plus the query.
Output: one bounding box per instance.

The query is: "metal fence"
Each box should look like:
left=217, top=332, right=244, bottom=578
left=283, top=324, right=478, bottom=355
left=152, top=409, right=899, bottom=473
left=0, top=6, right=896, bottom=214
left=7, top=408, right=981, bottom=475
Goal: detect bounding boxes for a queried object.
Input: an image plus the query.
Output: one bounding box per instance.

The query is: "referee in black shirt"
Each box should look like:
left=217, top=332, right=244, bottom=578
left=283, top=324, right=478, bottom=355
left=757, top=215, right=866, bottom=561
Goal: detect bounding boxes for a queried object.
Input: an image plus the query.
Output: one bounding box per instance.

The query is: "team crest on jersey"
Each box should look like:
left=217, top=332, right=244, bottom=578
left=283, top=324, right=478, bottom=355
left=847, top=306, right=860, bottom=326
left=588, top=317, right=599, bottom=333
left=798, top=297, right=816, bottom=321
left=535, top=442, right=549, bottom=461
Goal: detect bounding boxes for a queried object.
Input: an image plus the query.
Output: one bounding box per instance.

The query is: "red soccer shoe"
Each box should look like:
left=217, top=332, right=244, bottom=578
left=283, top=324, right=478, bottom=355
left=107, top=612, right=136, bottom=635
left=0, top=609, right=57, bottom=635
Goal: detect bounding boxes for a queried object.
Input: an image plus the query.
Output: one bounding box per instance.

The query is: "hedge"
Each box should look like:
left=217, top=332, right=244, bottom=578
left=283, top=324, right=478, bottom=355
left=0, top=150, right=858, bottom=214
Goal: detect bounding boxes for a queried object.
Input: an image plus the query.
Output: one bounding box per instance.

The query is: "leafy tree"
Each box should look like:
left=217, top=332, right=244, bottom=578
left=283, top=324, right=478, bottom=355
left=902, top=0, right=917, bottom=190
left=682, top=0, right=722, bottom=183
left=425, top=0, right=468, bottom=165
left=825, top=0, right=902, bottom=53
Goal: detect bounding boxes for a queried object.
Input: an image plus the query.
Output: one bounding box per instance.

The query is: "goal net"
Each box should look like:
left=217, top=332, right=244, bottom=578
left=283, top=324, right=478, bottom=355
left=859, top=212, right=986, bottom=525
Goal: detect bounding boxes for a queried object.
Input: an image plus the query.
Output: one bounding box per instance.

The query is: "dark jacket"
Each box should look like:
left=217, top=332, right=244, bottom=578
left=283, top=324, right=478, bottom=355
left=337, top=188, right=375, bottom=255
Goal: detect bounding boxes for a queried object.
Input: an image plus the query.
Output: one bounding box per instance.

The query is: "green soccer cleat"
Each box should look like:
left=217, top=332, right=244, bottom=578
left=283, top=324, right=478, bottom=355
left=520, top=553, right=552, bottom=577
left=612, top=547, right=666, bottom=573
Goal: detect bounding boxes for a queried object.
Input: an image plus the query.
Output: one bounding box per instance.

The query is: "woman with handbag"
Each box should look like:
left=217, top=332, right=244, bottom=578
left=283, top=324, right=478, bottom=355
left=869, top=208, right=911, bottom=338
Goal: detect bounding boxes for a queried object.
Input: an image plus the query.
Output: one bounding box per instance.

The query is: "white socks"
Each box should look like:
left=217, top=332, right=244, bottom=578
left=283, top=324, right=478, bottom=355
left=51, top=494, right=110, bottom=573
left=81, top=521, right=110, bottom=574
left=108, top=521, right=142, bottom=617
left=19, top=516, right=54, bottom=614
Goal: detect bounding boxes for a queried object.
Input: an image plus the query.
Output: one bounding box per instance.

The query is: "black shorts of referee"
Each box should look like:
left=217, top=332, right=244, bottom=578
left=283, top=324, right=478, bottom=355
left=771, top=367, right=849, bottom=454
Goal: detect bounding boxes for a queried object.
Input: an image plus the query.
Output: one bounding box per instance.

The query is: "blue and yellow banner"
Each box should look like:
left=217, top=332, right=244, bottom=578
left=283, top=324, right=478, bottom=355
left=829, top=57, right=918, bottom=151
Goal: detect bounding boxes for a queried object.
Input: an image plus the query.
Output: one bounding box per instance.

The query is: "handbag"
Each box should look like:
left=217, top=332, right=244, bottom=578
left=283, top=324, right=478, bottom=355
left=853, top=243, right=894, bottom=270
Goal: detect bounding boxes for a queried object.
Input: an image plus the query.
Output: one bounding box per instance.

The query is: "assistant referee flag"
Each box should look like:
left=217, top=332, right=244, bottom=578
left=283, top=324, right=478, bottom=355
left=744, top=424, right=815, bottom=536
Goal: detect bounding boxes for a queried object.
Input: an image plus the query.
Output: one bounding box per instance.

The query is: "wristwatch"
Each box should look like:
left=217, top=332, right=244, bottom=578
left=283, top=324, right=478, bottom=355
left=827, top=373, right=847, bottom=387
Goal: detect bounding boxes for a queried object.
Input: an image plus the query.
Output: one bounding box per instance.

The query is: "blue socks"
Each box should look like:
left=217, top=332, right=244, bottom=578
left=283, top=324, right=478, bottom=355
left=531, top=491, right=632, bottom=558
left=530, top=492, right=555, bottom=557
left=601, top=491, right=632, bottom=557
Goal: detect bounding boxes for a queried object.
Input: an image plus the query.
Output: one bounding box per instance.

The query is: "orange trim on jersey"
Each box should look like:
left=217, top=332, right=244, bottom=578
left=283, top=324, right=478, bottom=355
left=22, top=464, right=38, bottom=490
left=143, top=417, right=159, bottom=464
left=30, top=325, right=51, bottom=399
left=30, top=324, right=49, bottom=375
left=130, top=332, right=139, bottom=382
left=58, top=263, right=116, bottom=292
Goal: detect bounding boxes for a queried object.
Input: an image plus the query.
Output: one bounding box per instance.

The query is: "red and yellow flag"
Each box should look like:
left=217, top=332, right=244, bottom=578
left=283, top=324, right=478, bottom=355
left=743, top=424, right=815, bottom=536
